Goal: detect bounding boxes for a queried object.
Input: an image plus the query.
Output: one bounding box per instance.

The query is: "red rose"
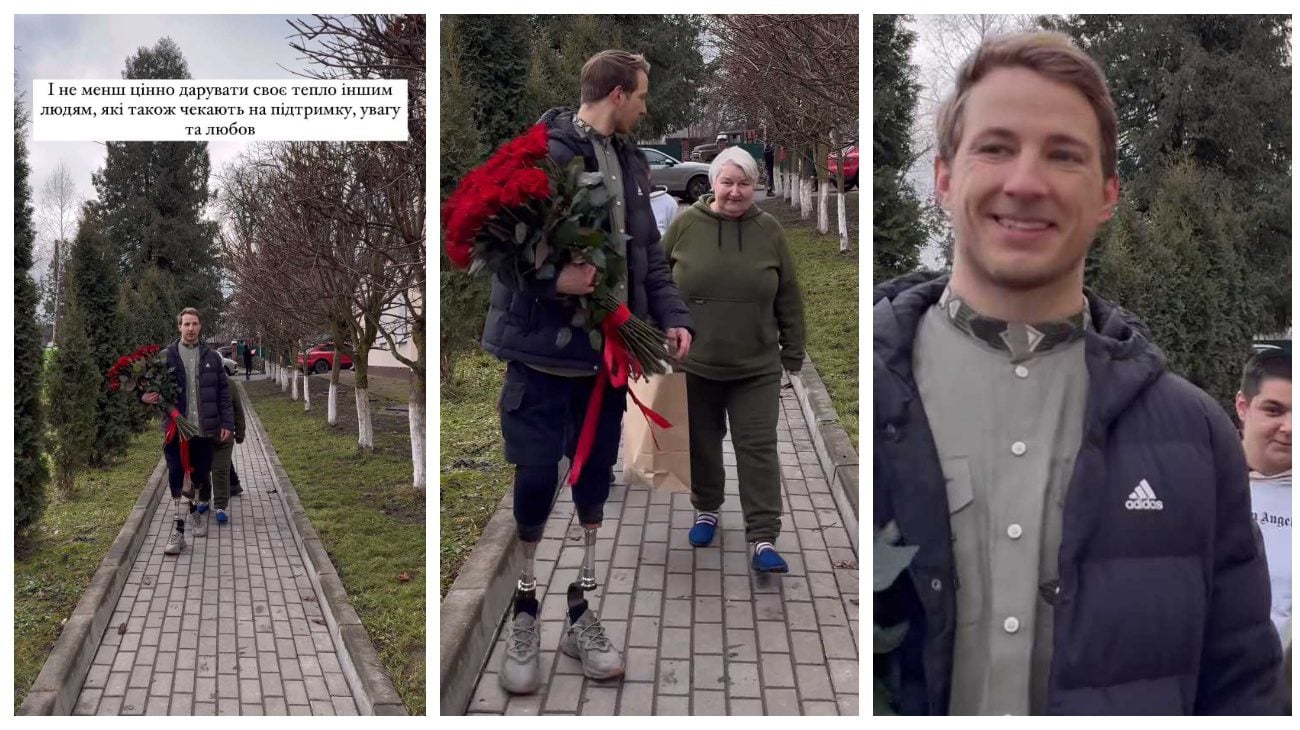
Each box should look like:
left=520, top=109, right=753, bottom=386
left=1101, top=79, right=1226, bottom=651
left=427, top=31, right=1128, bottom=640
left=499, top=182, right=522, bottom=209
left=516, top=167, right=551, bottom=200
left=518, top=124, right=550, bottom=160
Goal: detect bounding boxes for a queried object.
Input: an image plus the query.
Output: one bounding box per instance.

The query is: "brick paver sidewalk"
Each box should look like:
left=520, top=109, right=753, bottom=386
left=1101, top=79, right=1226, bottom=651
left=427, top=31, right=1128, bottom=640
left=72, top=377, right=361, bottom=715
left=467, top=379, right=860, bottom=715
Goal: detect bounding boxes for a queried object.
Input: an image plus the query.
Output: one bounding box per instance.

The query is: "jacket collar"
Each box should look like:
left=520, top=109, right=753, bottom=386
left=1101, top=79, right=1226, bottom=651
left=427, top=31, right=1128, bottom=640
left=874, top=271, right=1168, bottom=429
left=168, top=337, right=209, bottom=357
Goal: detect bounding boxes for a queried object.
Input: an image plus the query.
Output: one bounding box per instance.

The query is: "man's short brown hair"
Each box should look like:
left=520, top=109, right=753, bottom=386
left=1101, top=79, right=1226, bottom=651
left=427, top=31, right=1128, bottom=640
left=176, top=307, right=202, bottom=325
left=580, top=50, right=650, bottom=104
left=936, top=31, right=1118, bottom=179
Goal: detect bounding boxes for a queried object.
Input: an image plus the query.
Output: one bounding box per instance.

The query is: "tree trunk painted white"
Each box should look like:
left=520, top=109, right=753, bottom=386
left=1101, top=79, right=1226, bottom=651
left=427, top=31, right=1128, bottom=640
left=355, top=388, right=374, bottom=450
left=280, top=362, right=289, bottom=391
left=838, top=191, right=850, bottom=252
left=328, top=382, right=338, bottom=425
left=409, top=373, right=425, bottom=490
left=290, top=369, right=299, bottom=401
left=818, top=184, right=830, bottom=233
left=800, top=179, right=813, bottom=219
left=302, top=373, right=310, bottom=411
left=784, top=171, right=795, bottom=204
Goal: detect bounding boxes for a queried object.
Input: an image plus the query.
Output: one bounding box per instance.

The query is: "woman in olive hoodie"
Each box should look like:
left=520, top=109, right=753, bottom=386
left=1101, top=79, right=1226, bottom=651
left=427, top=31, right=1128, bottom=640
left=662, top=147, right=806, bottom=573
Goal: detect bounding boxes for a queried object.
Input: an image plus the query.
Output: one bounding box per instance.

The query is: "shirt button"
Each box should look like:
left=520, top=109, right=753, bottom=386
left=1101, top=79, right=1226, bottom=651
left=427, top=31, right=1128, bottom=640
left=1011, top=441, right=1027, bottom=456
left=1004, top=616, right=1020, bottom=633
left=1007, top=524, right=1023, bottom=540
left=931, top=578, right=942, bottom=592
left=1015, top=365, right=1029, bottom=378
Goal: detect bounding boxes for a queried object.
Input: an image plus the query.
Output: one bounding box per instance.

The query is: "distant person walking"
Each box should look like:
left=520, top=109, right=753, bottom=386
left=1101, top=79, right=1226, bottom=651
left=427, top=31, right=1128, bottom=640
left=242, top=340, right=255, bottom=380
left=763, top=140, right=776, bottom=196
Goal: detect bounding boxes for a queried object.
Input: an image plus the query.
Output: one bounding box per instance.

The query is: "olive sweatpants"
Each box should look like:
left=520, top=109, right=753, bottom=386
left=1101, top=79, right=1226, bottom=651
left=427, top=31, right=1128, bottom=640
left=685, top=370, right=784, bottom=543
left=210, top=437, right=235, bottom=510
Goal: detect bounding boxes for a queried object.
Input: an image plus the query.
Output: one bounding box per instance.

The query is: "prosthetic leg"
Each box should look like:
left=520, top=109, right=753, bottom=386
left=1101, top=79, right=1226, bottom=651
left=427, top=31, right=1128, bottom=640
left=515, top=540, right=538, bottom=600
left=164, top=490, right=187, bottom=555
left=577, top=525, right=598, bottom=591
left=500, top=540, right=543, bottom=695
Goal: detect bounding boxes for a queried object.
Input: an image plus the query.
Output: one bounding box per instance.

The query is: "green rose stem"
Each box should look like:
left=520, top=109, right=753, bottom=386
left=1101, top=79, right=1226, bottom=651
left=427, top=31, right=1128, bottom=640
left=594, top=291, right=670, bottom=377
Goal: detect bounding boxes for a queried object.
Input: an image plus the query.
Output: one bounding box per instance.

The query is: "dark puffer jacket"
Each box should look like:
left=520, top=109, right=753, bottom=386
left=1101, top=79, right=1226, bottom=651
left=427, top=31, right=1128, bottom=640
left=161, top=339, right=234, bottom=437
left=480, top=107, right=692, bottom=370
left=874, top=272, right=1282, bottom=715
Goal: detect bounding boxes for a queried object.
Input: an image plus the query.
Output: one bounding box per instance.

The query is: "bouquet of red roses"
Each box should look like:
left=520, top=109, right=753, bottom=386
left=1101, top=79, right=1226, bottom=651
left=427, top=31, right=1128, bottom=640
left=107, top=345, right=199, bottom=442
left=443, top=123, right=669, bottom=377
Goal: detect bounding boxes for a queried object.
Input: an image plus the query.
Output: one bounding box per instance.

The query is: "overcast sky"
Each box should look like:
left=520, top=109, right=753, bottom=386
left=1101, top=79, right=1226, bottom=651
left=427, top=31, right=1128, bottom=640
left=15, top=14, right=321, bottom=274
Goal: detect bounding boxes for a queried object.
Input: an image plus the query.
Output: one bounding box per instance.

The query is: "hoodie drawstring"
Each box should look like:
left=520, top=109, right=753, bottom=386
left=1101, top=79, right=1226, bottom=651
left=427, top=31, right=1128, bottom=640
left=716, top=217, right=745, bottom=251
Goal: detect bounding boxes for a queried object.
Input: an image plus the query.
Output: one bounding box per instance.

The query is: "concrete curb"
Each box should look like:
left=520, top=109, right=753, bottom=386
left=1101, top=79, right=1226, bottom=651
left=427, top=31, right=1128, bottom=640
left=439, top=460, right=567, bottom=716
left=18, top=457, right=169, bottom=715
left=790, top=360, right=860, bottom=555
left=240, top=382, right=409, bottom=715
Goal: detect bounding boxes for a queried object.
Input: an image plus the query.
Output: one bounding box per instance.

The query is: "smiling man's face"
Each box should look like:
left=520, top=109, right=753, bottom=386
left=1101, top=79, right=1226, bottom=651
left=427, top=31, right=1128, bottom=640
left=937, top=66, right=1118, bottom=294
left=1237, top=377, right=1292, bottom=476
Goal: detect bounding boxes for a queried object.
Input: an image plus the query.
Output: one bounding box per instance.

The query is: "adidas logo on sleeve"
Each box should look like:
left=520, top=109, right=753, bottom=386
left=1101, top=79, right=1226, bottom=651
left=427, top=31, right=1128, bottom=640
left=1125, top=479, right=1164, bottom=511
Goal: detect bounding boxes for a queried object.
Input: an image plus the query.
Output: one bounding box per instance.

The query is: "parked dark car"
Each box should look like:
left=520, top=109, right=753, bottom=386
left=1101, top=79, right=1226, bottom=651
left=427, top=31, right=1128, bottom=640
left=297, top=342, right=354, bottom=374
left=689, top=131, right=744, bottom=163
left=640, top=148, right=712, bottom=202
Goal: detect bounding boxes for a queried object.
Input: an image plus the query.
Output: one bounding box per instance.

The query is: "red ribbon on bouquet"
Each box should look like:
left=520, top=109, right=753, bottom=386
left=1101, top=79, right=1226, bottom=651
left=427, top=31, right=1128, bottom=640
left=163, top=407, right=193, bottom=476
left=568, top=303, right=672, bottom=487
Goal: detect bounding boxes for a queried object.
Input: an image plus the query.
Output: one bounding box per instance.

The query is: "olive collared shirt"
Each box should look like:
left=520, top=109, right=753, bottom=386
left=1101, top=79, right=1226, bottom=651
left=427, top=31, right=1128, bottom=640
left=178, top=341, right=205, bottom=437
left=913, top=304, right=1089, bottom=715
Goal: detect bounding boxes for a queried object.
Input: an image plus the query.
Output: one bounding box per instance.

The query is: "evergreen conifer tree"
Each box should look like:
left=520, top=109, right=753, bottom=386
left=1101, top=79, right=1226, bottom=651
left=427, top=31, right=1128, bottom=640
left=16, top=102, right=50, bottom=533
left=45, top=293, right=101, bottom=496
left=92, top=38, right=224, bottom=336
left=873, top=15, right=931, bottom=283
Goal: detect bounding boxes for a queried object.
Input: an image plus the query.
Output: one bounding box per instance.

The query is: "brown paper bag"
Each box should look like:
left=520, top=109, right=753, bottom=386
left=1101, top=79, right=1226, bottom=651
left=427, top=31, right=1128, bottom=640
left=622, top=371, right=691, bottom=492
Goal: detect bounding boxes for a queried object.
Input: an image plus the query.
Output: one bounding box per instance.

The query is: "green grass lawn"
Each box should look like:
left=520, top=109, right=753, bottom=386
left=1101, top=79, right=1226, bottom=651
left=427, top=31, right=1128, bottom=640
left=14, top=431, right=162, bottom=711
left=765, top=194, right=861, bottom=448
left=245, top=379, right=425, bottom=715
left=439, top=351, right=513, bottom=598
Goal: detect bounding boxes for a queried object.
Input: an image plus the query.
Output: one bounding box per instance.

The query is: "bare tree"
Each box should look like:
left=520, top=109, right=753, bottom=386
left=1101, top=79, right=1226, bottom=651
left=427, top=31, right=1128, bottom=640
left=288, top=14, right=427, bottom=489
left=37, top=162, right=82, bottom=341
left=710, top=14, right=859, bottom=250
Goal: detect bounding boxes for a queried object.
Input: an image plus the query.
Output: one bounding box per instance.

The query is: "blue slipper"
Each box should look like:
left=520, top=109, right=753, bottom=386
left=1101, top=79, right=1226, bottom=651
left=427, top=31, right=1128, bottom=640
left=752, top=543, right=788, bottom=573
left=688, top=513, right=719, bottom=547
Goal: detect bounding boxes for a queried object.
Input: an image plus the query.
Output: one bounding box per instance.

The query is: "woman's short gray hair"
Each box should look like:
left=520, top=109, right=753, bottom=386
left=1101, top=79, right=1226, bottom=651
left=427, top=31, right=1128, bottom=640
left=709, top=147, right=759, bottom=185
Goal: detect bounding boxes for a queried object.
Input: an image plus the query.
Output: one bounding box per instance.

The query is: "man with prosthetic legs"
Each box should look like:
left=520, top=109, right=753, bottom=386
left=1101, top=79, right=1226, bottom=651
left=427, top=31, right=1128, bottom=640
left=485, top=49, right=693, bottom=695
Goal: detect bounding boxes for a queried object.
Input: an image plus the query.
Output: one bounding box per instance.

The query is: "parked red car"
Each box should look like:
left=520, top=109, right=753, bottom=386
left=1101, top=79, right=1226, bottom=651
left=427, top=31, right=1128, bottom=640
left=825, top=146, right=859, bottom=190
left=297, top=342, right=354, bottom=374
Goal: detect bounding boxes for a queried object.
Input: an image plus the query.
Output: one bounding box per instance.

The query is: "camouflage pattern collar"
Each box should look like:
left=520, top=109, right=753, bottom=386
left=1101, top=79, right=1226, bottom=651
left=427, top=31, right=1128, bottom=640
left=573, top=115, right=612, bottom=144
left=938, top=286, right=1091, bottom=363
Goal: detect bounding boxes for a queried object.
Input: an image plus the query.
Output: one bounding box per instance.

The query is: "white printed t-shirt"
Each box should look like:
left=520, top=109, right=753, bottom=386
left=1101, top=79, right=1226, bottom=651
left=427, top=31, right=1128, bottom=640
left=1250, top=469, right=1292, bottom=643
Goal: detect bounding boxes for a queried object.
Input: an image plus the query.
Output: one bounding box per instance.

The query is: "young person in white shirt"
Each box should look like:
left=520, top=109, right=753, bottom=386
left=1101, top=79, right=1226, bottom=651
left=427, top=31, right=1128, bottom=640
left=1236, top=349, right=1291, bottom=647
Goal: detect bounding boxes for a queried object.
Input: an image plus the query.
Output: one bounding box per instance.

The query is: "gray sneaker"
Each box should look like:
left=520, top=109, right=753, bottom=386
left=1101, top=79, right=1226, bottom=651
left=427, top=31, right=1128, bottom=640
left=191, top=507, right=208, bottom=537
left=560, top=609, right=625, bottom=680
left=163, top=527, right=186, bottom=555
left=498, top=612, right=541, bottom=695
